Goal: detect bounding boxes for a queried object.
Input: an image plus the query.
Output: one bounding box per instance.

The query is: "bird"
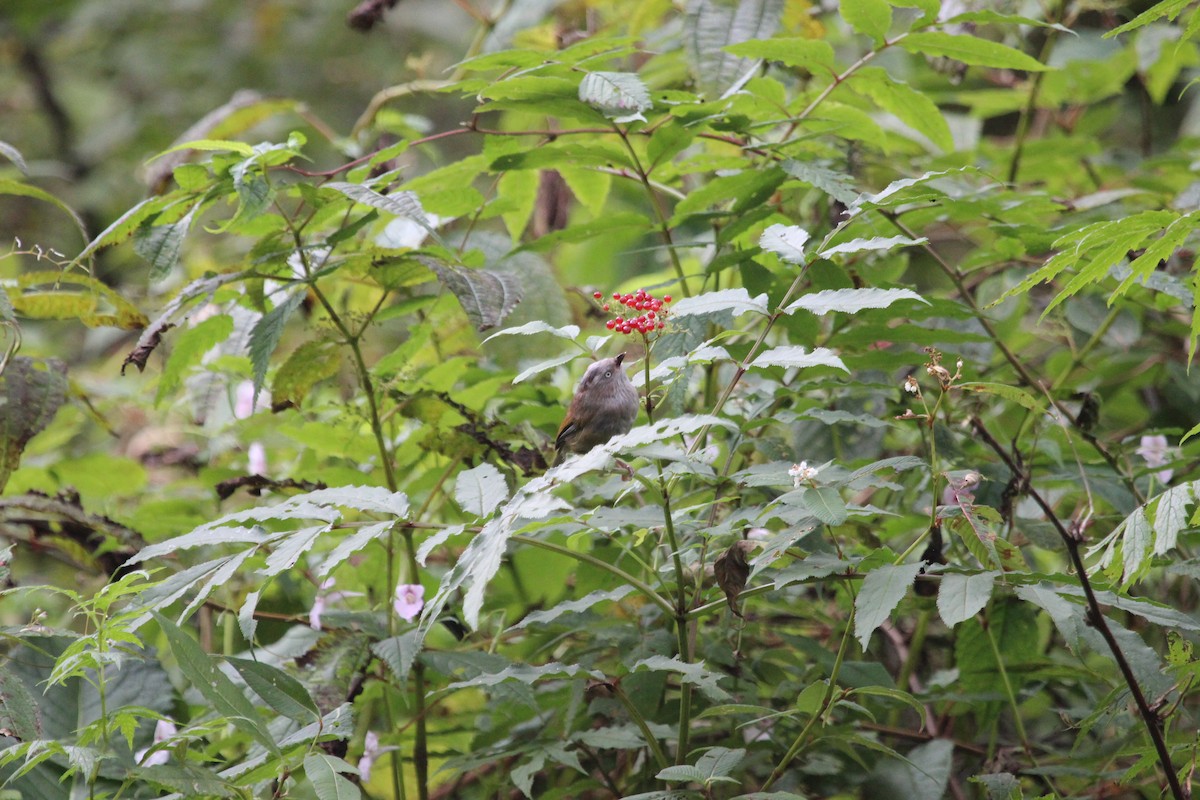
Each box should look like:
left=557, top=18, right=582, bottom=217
left=554, top=353, right=640, bottom=466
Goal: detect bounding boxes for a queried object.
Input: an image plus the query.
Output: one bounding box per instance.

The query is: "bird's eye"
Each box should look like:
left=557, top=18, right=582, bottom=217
left=604, top=371, right=612, bottom=378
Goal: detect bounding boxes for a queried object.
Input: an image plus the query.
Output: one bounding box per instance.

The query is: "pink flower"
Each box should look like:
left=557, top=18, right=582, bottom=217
left=135, top=718, right=177, bottom=766
left=309, top=578, right=363, bottom=631
left=1137, top=434, right=1173, bottom=483
left=359, top=731, right=380, bottom=782
left=358, top=730, right=398, bottom=783
left=248, top=442, right=267, bottom=475
left=394, top=583, right=425, bottom=622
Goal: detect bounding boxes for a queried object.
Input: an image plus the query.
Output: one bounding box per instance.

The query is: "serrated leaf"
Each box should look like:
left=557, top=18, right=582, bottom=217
left=785, top=287, right=927, bottom=316
left=818, top=236, right=928, bottom=258
left=750, top=345, right=848, bottom=372
left=317, top=521, right=395, bottom=578
left=781, top=160, right=859, bottom=204
left=512, top=586, right=635, bottom=629
left=841, top=0, right=891, bottom=44
left=659, top=747, right=745, bottom=785
left=854, top=562, right=924, bottom=648
left=445, top=661, right=603, bottom=690
left=671, top=288, right=770, bottom=318
left=685, top=0, right=785, bottom=97
left=373, top=630, right=424, bottom=683
left=802, top=486, right=848, bottom=525
left=898, top=32, right=1051, bottom=72
left=482, top=320, right=580, bottom=343
left=1151, top=482, right=1197, bottom=556
left=724, top=38, right=834, bottom=71
left=426, top=260, right=522, bottom=332
left=454, top=463, right=509, bottom=518
left=225, top=657, right=320, bottom=723
left=759, top=223, right=811, bottom=264
left=248, top=289, right=306, bottom=400
left=1105, top=0, right=1192, bottom=37
left=957, top=381, right=1045, bottom=412
left=0, top=357, right=68, bottom=492
left=936, top=571, right=998, bottom=627
left=632, top=655, right=730, bottom=700
left=324, top=182, right=444, bottom=248
left=134, top=206, right=197, bottom=281
left=578, top=71, right=652, bottom=122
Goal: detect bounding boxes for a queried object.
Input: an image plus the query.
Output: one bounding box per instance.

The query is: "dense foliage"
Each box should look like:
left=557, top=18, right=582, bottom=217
left=3, top=0, right=1200, bottom=798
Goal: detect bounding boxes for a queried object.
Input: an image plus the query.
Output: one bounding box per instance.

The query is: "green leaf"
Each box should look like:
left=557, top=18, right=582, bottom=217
left=957, top=382, right=1045, bottom=413
left=970, top=772, right=1023, bottom=800
left=323, top=182, right=445, bottom=248
left=0, top=178, right=88, bottom=244
left=781, top=160, right=859, bottom=204
left=304, top=753, right=361, bottom=800
left=724, top=38, right=835, bottom=72
left=848, top=68, right=953, bottom=151
left=153, top=613, right=277, bottom=752
left=671, top=288, right=770, bottom=318
left=225, top=657, right=321, bottom=723
left=373, top=630, right=424, bottom=683
left=496, top=168, right=539, bottom=241
left=454, top=463, right=509, bottom=518
left=0, top=140, right=29, bottom=175
left=0, top=666, right=41, bottom=741
left=898, top=32, right=1051, bottom=72
left=801, top=486, right=848, bottom=525
left=750, top=346, right=848, bottom=372
left=785, top=287, right=927, bottom=316
left=955, top=597, right=1038, bottom=694
left=841, top=0, right=891, bottom=45
left=936, top=571, right=999, bottom=627
left=1104, top=0, right=1192, bottom=37
left=578, top=71, right=652, bottom=122
left=424, top=260, right=523, bottom=332
left=0, top=357, right=68, bottom=492
left=854, top=562, right=923, bottom=649
left=868, top=738, right=953, bottom=799
left=151, top=137, right=256, bottom=159
left=156, top=313, right=233, bottom=403
left=10, top=270, right=150, bottom=329
left=818, top=235, right=928, bottom=258
left=248, top=289, right=306, bottom=400
left=317, top=521, right=395, bottom=578
left=272, top=339, right=343, bottom=409
left=685, top=0, right=785, bottom=97
left=511, top=586, right=635, bottom=630
left=481, top=320, right=580, bottom=344
left=632, top=655, right=730, bottom=700
left=758, top=223, right=811, bottom=264
left=658, top=747, right=746, bottom=786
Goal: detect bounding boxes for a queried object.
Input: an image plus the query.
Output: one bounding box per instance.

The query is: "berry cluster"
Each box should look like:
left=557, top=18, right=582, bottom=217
left=592, top=288, right=672, bottom=336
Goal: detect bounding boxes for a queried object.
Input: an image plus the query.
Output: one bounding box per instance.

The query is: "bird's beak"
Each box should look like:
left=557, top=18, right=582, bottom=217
left=615, top=352, right=626, bottom=366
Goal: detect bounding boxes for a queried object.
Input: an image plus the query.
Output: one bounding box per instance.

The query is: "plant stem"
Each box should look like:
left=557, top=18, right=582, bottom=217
left=970, top=416, right=1184, bottom=800
left=613, top=124, right=690, bottom=297
left=762, top=601, right=857, bottom=790
left=614, top=684, right=671, bottom=770
left=511, top=535, right=676, bottom=618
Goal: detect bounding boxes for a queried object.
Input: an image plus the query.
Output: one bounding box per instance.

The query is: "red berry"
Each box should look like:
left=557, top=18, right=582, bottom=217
left=657, top=321, right=665, bottom=329
left=612, top=292, right=620, bottom=299
left=647, top=311, right=655, bottom=319
left=603, top=303, right=611, bottom=311
left=663, top=295, right=672, bottom=303
left=593, top=291, right=602, bottom=299
left=606, top=320, right=615, bottom=329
